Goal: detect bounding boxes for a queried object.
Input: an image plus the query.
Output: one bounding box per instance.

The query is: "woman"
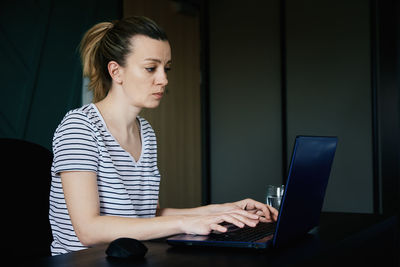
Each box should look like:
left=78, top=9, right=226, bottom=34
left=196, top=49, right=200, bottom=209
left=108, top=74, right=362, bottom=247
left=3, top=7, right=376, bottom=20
left=49, top=16, right=278, bottom=255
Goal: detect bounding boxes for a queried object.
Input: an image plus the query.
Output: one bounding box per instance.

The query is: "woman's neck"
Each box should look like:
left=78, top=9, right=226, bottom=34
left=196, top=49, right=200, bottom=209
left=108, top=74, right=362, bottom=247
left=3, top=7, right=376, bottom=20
left=94, top=91, right=141, bottom=136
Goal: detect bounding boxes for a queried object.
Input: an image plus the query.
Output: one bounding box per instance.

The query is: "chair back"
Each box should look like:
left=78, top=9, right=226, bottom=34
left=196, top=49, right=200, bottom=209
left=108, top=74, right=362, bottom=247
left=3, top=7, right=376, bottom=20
left=0, top=138, right=53, bottom=259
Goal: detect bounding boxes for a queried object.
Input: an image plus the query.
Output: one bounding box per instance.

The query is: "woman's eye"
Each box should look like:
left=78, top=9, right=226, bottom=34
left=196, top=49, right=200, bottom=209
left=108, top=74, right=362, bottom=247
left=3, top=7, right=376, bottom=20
left=145, top=67, right=156, bottom=72
left=164, top=67, right=171, bottom=73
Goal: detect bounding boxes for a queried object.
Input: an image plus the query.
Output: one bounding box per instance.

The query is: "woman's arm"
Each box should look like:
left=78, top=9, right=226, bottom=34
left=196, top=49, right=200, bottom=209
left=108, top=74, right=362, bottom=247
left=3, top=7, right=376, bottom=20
left=62, top=171, right=261, bottom=247
left=157, top=204, right=220, bottom=216
left=61, top=171, right=183, bottom=246
left=157, top=199, right=278, bottom=222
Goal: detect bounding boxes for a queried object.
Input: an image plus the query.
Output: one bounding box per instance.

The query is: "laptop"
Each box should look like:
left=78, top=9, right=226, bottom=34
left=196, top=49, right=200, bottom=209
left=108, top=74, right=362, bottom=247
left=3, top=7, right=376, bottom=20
left=167, top=136, right=338, bottom=249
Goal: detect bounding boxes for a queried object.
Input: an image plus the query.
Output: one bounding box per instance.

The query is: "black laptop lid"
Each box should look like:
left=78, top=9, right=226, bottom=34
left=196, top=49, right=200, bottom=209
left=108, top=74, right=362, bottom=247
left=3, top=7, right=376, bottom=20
left=273, top=136, right=337, bottom=247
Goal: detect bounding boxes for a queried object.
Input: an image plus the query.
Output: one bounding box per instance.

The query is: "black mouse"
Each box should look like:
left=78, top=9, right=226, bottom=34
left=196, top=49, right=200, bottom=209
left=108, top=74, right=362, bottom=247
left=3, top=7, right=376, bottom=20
left=105, top=237, right=148, bottom=259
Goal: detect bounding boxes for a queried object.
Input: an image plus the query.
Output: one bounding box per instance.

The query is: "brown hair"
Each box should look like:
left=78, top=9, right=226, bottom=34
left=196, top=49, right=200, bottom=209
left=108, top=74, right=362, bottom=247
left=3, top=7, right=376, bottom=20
left=79, top=16, right=168, bottom=102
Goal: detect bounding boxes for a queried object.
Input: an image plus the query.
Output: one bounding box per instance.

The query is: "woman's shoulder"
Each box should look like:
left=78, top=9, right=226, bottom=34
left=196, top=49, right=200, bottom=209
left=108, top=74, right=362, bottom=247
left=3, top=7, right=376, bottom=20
left=62, top=104, right=97, bottom=120
left=56, top=104, right=100, bottom=133
left=137, top=116, right=156, bottom=138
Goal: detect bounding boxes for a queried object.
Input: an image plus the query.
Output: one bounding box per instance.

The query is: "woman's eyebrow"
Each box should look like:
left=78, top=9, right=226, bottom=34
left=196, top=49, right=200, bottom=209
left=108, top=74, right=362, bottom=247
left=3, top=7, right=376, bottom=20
left=144, top=58, right=172, bottom=64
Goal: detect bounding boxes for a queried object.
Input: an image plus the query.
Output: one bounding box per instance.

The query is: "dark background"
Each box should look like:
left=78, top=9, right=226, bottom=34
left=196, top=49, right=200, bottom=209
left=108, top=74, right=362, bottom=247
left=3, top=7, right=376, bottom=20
left=0, top=0, right=398, bottom=216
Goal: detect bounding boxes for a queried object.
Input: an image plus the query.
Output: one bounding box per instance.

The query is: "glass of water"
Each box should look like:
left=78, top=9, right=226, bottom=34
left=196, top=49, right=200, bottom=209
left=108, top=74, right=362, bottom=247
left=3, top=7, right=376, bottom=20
left=265, top=185, right=285, bottom=210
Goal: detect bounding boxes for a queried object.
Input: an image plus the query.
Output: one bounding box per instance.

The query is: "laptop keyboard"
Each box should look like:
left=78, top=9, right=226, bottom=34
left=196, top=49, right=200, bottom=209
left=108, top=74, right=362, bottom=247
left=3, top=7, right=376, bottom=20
left=209, top=222, right=276, bottom=242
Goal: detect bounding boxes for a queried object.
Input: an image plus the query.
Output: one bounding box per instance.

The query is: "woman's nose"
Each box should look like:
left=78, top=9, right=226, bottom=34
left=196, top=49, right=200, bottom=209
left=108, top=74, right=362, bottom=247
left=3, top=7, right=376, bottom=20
left=155, top=69, right=168, bottom=86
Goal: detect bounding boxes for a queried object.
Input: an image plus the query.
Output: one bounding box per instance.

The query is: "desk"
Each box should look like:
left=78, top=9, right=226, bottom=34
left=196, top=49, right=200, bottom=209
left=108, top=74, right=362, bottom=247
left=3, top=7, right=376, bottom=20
left=36, top=213, right=399, bottom=267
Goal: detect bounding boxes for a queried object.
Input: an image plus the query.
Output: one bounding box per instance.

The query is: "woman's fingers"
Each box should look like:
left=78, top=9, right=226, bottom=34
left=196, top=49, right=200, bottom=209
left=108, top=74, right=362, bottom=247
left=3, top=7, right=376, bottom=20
left=219, top=214, right=246, bottom=228
left=242, top=199, right=279, bottom=222
left=209, top=212, right=260, bottom=233
left=229, top=213, right=258, bottom=227
left=265, top=205, right=279, bottom=221
left=254, top=202, right=272, bottom=219
left=226, top=207, right=260, bottom=220
left=210, top=223, right=228, bottom=233
left=208, top=213, right=254, bottom=233
left=186, top=200, right=281, bottom=236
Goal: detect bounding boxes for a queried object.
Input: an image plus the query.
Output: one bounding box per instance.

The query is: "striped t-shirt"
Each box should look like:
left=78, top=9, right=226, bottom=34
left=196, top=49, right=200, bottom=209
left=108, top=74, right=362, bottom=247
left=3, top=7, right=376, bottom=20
left=49, top=103, right=160, bottom=255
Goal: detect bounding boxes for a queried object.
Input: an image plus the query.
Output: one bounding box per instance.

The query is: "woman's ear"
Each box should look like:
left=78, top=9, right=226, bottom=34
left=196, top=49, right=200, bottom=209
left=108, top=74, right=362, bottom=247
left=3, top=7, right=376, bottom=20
left=108, top=61, right=123, bottom=84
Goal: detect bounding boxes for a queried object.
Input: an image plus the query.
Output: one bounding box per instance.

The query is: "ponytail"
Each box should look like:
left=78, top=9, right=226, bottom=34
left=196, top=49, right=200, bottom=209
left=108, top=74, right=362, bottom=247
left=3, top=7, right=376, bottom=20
left=79, top=22, right=113, bottom=102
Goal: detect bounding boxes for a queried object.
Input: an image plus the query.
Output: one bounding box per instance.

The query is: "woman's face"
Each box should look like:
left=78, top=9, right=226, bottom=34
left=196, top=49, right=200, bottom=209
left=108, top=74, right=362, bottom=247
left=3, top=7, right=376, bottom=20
left=118, top=35, right=171, bottom=109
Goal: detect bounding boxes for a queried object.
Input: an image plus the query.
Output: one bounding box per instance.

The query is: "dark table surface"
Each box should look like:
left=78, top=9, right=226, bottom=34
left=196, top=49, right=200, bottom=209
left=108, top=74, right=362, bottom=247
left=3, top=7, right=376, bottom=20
left=35, top=212, right=399, bottom=267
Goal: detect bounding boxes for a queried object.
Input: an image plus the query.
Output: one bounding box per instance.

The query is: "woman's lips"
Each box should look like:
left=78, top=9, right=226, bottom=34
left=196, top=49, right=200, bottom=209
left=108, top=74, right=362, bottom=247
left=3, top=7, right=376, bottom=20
left=153, top=92, right=163, bottom=99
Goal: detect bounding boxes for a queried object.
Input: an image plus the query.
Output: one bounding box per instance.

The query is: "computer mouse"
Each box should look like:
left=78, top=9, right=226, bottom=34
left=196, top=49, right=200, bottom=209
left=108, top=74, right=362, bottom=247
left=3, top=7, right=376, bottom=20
left=105, top=237, right=148, bottom=259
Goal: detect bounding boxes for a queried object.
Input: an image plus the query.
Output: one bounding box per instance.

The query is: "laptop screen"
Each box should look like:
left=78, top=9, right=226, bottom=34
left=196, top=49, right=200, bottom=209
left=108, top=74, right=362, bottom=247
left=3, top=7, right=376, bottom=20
left=273, top=136, right=337, bottom=247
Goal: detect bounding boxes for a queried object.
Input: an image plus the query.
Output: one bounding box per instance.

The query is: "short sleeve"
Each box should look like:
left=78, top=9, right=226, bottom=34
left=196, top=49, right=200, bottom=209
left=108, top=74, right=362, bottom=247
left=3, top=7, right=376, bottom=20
left=52, top=111, right=99, bottom=174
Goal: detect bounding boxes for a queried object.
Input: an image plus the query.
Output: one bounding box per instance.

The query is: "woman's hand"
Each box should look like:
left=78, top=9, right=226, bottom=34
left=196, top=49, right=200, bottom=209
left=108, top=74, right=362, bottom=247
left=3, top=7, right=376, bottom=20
left=179, top=210, right=259, bottom=235
left=207, top=198, right=279, bottom=223
left=179, top=198, right=278, bottom=235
